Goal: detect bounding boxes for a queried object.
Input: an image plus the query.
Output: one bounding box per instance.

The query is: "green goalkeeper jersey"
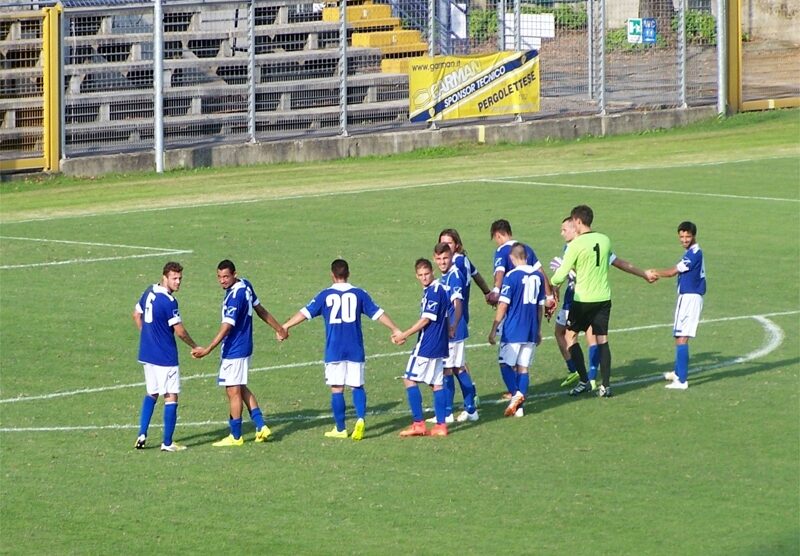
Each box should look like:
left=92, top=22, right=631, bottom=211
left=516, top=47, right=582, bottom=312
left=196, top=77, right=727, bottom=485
left=551, top=231, right=612, bottom=302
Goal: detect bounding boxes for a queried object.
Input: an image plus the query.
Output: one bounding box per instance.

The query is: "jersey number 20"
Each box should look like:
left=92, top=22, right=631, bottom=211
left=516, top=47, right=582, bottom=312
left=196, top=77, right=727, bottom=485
left=327, top=293, right=357, bottom=323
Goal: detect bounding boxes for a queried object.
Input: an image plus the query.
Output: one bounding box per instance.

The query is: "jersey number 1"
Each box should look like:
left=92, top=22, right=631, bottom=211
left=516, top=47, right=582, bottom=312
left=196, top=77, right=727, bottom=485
left=593, top=243, right=600, bottom=267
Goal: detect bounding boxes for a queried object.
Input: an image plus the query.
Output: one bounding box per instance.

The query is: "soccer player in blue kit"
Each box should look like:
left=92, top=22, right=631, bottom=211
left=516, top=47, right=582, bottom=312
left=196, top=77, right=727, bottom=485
left=282, top=259, right=402, bottom=440
left=192, top=260, right=288, bottom=446
left=438, top=228, right=491, bottom=422
left=133, top=261, right=200, bottom=452
left=488, top=244, right=545, bottom=417
left=393, top=258, right=452, bottom=437
left=486, top=219, right=555, bottom=397
left=648, top=221, right=706, bottom=390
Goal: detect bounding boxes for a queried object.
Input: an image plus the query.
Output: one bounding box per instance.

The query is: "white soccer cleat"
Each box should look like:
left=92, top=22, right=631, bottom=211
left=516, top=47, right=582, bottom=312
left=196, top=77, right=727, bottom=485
left=426, top=414, right=454, bottom=424
left=514, top=407, right=524, bottom=418
left=135, top=434, right=146, bottom=449
left=160, top=442, right=187, bottom=452
left=456, top=410, right=479, bottom=422
left=665, top=380, right=688, bottom=390
left=663, top=371, right=678, bottom=382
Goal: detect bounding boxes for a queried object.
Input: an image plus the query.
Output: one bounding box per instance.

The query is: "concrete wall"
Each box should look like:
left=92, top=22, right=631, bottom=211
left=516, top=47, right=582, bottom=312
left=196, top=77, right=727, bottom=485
left=742, top=0, right=800, bottom=43
left=59, top=106, right=716, bottom=177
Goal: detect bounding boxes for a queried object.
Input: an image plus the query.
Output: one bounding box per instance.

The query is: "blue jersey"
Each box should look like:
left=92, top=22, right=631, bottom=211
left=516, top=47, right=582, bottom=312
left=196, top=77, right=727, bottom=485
left=452, top=252, right=480, bottom=325
left=301, top=283, right=384, bottom=363
left=440, top=265, right=467, bottom=341
left=677, top=243, right=706, bottom=295
left=220, top=278, right=259, bottom=359
left=136, top=284, right=182, bottom=366
left=560, top=244, right=576, bottom=311
left=498, top=266, right=545, bottom=343
left=411, top=280, right=450, bottom=359
left=493, top=240, right=541, bottom=277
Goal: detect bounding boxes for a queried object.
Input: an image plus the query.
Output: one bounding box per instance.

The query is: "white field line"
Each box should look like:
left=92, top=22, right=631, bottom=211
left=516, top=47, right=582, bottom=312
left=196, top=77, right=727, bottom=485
left=0, top=235, right=192, bottom=269
left=0, top=312, right=789, bottom=433
left=483, top=178, right=799, bottom=203
left=3, top=154, right=797, bottom=225
left=0, top=309, right=796, bottom=407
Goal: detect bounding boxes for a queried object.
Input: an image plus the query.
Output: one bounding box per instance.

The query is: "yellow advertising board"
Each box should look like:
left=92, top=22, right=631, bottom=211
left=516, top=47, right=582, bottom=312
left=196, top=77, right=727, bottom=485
left=408, top=50, right=540, bottom=122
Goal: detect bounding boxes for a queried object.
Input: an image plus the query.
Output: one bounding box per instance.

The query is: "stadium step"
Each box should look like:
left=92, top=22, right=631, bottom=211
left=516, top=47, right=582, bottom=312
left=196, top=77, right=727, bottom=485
left=322, top=3, right=393, bottom=23
left=352, top=30, right=423, bottom=48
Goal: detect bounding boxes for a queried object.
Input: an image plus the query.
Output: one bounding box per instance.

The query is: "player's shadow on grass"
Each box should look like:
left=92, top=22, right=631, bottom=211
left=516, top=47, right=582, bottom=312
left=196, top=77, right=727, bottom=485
left=267, top=400, right=402, bottom=440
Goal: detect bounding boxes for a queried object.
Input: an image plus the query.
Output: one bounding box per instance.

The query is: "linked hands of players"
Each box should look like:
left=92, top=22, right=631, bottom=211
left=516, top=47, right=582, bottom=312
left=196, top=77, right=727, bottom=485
left=644, top=269, right=659, bottom=283
left=485, top=291, right=499, bottom=306
left=487, top=331, right=497, bottom=345
left=549, top=256, right=563, bottom=271
left=391, top=330, right=406, bottom=345
left=191, top=346, right=209, bottom=359
left=275, top=327, right=289, bottom=342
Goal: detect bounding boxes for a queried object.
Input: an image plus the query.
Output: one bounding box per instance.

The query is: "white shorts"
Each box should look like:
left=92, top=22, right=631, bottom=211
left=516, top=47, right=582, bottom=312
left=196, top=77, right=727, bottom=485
left=555, top=308, right=569, bottom=327
left=325, top=361, right=365, bottom=387
left=444, top=340, right=465, bottom=368
left=673, top=293, right=703, bottom=338
left=498, top=342, right=535, bottom=369
left=404, top=355, right=444, bottom=386
left=218, top=356, right=250, bottom=387
left=143, top=363, right=180, bottom=395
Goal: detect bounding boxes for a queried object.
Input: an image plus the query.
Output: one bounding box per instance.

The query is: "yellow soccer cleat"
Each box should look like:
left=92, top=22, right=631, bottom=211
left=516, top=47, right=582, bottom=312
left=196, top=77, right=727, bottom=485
left=254, top=425, right=272, bottom=443
left=351, top=418, right=365, bottom=441
left=324, top=427, right=348, bottom=439
left=212, top=434, right=244, bottom=447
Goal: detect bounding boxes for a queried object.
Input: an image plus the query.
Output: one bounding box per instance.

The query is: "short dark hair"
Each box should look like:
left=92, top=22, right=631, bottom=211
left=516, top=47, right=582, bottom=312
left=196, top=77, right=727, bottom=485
left=162, top=261, right=183, bottom=275
left=678, top=221, right=697, bottom=236
left=331, top=259, right=349, bottom=279
left=433, top=242, right=452, bottom=255
left=217, top=259, right=236, bottom=273
left=570, top=205, right=594, bottom=226
left=562, top=216, right=572, bottom=224
left=415, top=258, right=433, bottom=271
left=510, top=242, right=527, bottom=261
left=490, top=219, right=512, bottom=238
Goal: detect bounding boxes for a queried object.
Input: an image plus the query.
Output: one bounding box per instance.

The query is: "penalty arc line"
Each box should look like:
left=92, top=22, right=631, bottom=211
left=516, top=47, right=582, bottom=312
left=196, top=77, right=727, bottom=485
left=0, top=314, right=787, bottom=433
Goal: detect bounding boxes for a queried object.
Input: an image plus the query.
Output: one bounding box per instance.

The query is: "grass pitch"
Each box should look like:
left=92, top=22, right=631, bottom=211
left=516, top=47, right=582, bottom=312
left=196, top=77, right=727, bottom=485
left=1, top=110, right=799, bottom=555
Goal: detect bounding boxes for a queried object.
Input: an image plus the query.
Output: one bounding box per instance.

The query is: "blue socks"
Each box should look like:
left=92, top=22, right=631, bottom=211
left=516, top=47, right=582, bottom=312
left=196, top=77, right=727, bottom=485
left=248, top=407, right=266, bottom=430
left=500, top=363, right=517, bottom=394
left=675, top=344, right=689, bottom=383
left=517, top=373, right=530, bottom=397
left=587, top=344, right=600, bottom=381
left=444, top=374, right=456, bottom=415
left=456, top=371, right=476, bottom=413
left=138, top=395, right=157, bottom=436
left=229, top=417, right=243, bottom=440
left=352, top=387, right=367, bottom=419
left=433, top=389, right=448, bottom=424
left=331, top=392, right=346, bottom=432
left=406, top=385, right=424, bottom=422
left=163, top=401, right=177, bottom=445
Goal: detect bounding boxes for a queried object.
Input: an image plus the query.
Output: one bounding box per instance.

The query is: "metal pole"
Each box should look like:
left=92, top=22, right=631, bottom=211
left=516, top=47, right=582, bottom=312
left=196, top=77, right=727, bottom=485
left=587, top=0, right=594, bottom=100
left=339, top=0, right=348, bottom=136
left=248, top=0, right=256, bottom=142
left=497, top=0, right=505, bottom=51
left=428, top=0, right=435, bottom=55
left=598, top=0, right=605, bottom=115
left=513, top=0, right=520, bottom=50
left=60, top=5, right=67, bottom=161
left=678, top=0, right=687, bottom=108
left=153, top=0, right=164, bottom=173
left=716, top=0, right=727, bottom=115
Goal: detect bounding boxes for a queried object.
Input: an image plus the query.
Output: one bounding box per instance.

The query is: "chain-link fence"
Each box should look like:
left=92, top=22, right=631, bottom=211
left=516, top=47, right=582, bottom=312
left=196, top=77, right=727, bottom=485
left=1, top=0, right=733, bottom=164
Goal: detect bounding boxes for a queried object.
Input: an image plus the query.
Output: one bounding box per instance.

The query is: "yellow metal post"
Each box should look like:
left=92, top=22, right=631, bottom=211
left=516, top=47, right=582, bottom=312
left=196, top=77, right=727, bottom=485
left=42, top=5, right=62, bottom=172
left=726, top=0, right=741, bottom=113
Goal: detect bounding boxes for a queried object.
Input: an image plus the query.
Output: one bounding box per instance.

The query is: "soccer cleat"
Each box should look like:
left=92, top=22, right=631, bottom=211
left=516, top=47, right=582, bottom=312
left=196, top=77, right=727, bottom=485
left=501, top=392, right=513, bottom=400
left=254, top=425, right=272, bottom=443
left=597, top=385, right=613, bottom=398
left=399, top=422, right=429, bottom=437
left=324, top=427, right=348, bottom=439
left=504, top=392, right=525, bottom=417
left=430, top=423, right=448, bottom=437
left=663, top=371, right=678, bottom=382
left=665, top=380, right=688, bottom=390
left=456, top=410, right=479, bottom=422
left=589, top=379, right=597, bottom=391
left=514, top=407, right=524, bottom=418
left=160, top=442, right=187, bottom=452
left=569, top=382, right=591, bottom=396
left=560, top=372, right=580, bottom=387
left=351, top=418, right=365, bottom=441
left=426, top=413, right=454, bottom=424
left=135, top=434, right=146, bottom=450
left=212, top=434, right=244, bottom=447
